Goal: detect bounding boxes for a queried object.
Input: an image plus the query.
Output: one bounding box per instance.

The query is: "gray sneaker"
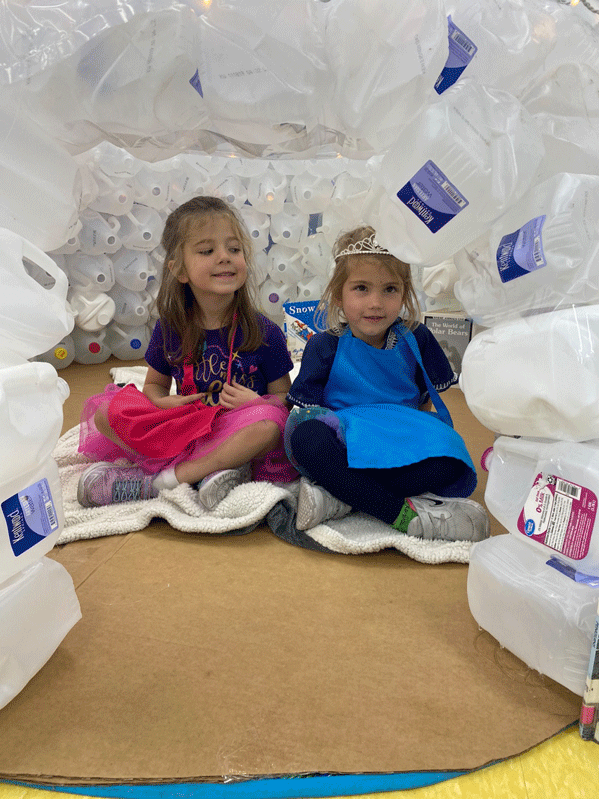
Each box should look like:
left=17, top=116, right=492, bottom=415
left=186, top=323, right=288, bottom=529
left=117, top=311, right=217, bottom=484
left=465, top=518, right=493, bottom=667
left=296, top=478, right=352, bottom=531
left=198, top=463, right=252, bottom=510
left=405, top=493, right=490, bottom=542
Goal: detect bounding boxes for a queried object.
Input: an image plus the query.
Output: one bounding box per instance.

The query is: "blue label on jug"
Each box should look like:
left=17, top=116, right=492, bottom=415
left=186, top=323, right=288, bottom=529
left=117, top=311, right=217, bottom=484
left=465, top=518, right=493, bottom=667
left=189, top=69, right=203, bottom=98
left=435, top=17, right=478, bottom=94
left=397, top=160, right=469, bottom=233
left=496, top=215, right=547, bottom=283
left=2, top=478, right=59, bottom=557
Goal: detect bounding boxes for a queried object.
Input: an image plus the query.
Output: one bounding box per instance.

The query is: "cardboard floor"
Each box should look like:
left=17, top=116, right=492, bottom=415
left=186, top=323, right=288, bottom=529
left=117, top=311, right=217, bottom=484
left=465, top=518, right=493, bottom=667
left=0, top=357, right=583, bottom=786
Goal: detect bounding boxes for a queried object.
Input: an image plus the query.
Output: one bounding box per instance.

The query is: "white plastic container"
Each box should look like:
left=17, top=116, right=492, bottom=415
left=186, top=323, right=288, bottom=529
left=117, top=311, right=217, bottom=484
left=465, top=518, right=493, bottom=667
left=118, top=205, right=163, bottom=251
left=367, top=78, right=544, bottom=266
left=112, top=248, right=156, bottom=292
left=33, top=336, right=76, bottom=371
left=71, top=328, right=111, bottom=365
left=78, top=210, right=122, bottom=256
left=105, top=322, right=152, bottom=360
left=467, top=533, right=599, bottom=696
left=267, top=244, right=305, bottom=285
left=108, top=285, right=152, bottom=326
left=0, top=99, right=81, bottom=253
left=246, top=168, right=288, bottom=215
left=297, top=275, right=325, bottom=302
left=65, top=253, right=115, bottom=294
left=422, top=258, right=459, bottom=299
left=210, top=170, right=247, bottom=209
left=453, top=173, right=599, bottom=327
left=0, top=229, right=74, bottom=361
left=300, top=233, right=332, bottom=277
left=87, top=172, right=135, bottom=217
left=69, top=290, right=116, bottom=332
left=289, top=173, right=333, bottom=215
left=460, top=305, right=599, bottom=442
left=238, top=206, right=271, bottom=253
left=259, top=280, right=298, bottom=319
left=485, top=436, right=599, bottom=575
left=0, top=457, right=64, bottom=586
left=0, top=362, right=69, bottom=483
left=269, top=204, right=308, bottom=248
left=0, top=557, right=81, bottom=710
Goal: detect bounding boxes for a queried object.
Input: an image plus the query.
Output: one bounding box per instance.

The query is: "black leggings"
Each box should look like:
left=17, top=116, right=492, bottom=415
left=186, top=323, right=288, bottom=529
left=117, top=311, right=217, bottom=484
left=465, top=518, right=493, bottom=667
left=289, top=419, right=468, bottom=525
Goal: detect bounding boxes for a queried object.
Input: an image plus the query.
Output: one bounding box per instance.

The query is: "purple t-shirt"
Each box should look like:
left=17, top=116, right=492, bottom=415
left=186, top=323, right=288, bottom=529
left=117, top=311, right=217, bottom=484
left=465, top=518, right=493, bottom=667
left=145, top=314, right=293, bottom=406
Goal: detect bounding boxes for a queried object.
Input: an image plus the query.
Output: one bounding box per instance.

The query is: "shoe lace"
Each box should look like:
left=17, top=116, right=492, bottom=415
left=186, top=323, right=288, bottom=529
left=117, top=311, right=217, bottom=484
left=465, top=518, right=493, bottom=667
left=112, top=478, right=145, bottom=502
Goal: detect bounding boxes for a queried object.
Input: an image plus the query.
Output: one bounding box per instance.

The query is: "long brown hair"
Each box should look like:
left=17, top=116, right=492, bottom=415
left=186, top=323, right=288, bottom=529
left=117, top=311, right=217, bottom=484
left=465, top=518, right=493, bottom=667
left=156, top=196, right=264, bottom=363
left=315, top=225, right=421, bottom=333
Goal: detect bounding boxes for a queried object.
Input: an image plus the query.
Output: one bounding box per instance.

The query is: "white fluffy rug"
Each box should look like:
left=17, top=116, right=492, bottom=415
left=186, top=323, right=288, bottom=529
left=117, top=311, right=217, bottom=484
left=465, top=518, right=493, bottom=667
left=50, top=366, right=473, bottom=563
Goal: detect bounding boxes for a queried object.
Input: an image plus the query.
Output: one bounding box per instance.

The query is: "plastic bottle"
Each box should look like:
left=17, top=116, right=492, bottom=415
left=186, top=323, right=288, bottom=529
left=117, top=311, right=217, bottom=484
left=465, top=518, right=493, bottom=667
left=454, top=173, right=599, bottom=327
left=319, top=0, right=448, bottom=150
left=118, top=205, right=163, bottom=251
left=267, top=244, right=305, bottom=285
left=0, top=361, right=69, bottom=483
left=238, top=205, right=271, bottom=252
left=107, top=285, right=152, bottom=326
left=112, top=248, right=156, bottom=292
left=422, top=259, right=459, bottom=300
left=246, top=167, right=288, bottom=215
left=145, top=276, right=160, bottom=321
left=83, top=140, right=142, bottom=179
left=65, top=253, right=115, bottom=294
left=87, top=171, right=135, bottom=217
left=133, top=165, right=172, bottom=211
left=269, top=204, right=308, bottom=248
left=210, top=169, right=248, bottom=209
left=460, top=304, right=599, bottom=442
left=289, top=173, right=333, bottom=215
left=300, top=233, right=332, bottom=277
left=259, top=280, right=298, bottom=320
left=105, top=322, right=152, bottom=360
left=169, top=155, right=212, bottom=205
left=485, top=436, right=599, bottom=576
left=33, top=335, right=76, bottom=371
left=48, top=231, right=81, bottom=256
left=0, top=229, right=74, bottom=361
left=78, top=210, right=122, bottom=256
left=467, top=533, right=599, bottom=697
left=297, top=275, right=325, bottom=302
left=68, top=289, right=116, bottom=332
left=437, top=0, right=567, bottom=98
left=331, top=171, right=370, bottom=208
left=0, top=98, right=82, bottom=253
left=0, top=456, right=64, bottom=588
left=0, top=557, right=81, bottom=711
left=71, top=328, right=111, bottom=365
left=366, top=78, right=544, bottom=266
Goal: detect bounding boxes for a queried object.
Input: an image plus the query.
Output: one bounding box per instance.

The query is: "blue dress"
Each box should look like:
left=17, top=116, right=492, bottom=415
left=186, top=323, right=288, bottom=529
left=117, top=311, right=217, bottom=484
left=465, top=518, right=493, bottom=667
left=286, top=322, right=476, bottom=498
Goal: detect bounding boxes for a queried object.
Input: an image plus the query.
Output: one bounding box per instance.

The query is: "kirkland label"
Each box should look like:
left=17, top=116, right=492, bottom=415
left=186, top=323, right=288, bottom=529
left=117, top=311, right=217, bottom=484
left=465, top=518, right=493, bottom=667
left=518, top=472, right=598, bottom=560
left=546, top=557, right=599, bottom=586
left=397, top=160, right=469, bottom=233
left=2, top=478, right=59, bottom=557
left=435, top=17, right=478, bottom=95
left=496, top=215, right=547, bottom=283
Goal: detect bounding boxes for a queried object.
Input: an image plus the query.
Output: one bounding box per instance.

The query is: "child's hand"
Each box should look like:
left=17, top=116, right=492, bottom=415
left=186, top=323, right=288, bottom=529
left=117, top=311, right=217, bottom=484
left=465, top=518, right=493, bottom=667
left=152, top=392, right=208, bottom=409
left=219, top=379, right=260, bottom=409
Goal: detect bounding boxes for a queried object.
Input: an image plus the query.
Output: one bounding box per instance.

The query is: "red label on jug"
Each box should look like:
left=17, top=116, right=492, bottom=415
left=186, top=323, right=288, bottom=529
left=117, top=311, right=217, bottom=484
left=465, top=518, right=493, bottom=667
left=518, top=473, right=598, bottom=560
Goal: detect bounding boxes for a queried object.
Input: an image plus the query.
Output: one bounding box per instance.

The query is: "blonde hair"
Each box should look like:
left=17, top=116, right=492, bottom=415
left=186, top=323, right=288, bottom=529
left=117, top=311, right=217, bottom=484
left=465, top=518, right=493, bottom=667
left=156, top=196, right=263, bottom=363
left=315, top=225, right=421, bottom=333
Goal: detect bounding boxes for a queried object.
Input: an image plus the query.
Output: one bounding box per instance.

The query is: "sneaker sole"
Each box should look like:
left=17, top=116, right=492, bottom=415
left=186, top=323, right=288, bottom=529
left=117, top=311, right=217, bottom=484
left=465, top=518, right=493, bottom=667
left=199, top=464, right=252, bottom=510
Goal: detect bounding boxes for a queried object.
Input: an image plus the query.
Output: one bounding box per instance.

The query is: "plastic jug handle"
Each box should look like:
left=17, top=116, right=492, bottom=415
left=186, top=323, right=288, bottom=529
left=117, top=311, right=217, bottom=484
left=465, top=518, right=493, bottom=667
left=21, top=238, right=69, bottom=300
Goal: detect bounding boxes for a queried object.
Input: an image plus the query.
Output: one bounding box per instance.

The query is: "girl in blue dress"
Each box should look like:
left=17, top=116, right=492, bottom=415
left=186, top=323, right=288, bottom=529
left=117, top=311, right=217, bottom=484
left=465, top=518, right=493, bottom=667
left=285, top=225, right=489, bottom=541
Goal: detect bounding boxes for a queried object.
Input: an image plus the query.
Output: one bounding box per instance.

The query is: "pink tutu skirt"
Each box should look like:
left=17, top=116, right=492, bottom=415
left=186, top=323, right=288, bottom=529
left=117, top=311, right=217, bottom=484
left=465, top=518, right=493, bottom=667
left=79, top=384, right=299, bottom=483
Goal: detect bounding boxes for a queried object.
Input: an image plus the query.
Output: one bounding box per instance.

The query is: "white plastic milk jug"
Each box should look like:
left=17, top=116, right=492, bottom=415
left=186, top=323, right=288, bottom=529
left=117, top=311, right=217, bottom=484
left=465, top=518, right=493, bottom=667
left=65, top=253, right=115, bottom=294
left=366, top=78, right=544, bottom=266
left=0, top=229, right=74, bottom=361
left=105, top=323, right=152, bottom=360
left=246, top=167, right=288, bottom=215
left=238, top=206, right=271, bottom=252
left=269, top=204, right=308, bottom=248
left=69, top=290, right=116, bottom=332
left=453, top=173, right=599, bottom=327
left=112, top=248, right=156, bottom=292
left=33, top=335, right=76, bottom=371
left=267, top=245, right=305, bottom=285
left=108, top=285, right=152, bottom=326
left=71, top=328, right=111, bottom=365
left=468, top=533, right=599, bottom=696
left=0, top=457, right=64, bottom=587
left=485, top=436, right=599, bottom=576
left=460, top=305, right=599, bottom=442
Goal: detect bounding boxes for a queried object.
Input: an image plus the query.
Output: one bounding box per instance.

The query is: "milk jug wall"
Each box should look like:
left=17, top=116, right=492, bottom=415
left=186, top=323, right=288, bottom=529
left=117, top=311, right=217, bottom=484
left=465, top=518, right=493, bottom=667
left=1, top=0, right=599, bottom=701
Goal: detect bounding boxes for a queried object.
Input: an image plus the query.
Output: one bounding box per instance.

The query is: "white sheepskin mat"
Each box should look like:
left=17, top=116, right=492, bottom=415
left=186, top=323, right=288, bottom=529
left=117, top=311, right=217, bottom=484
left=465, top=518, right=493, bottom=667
left=50, top=366, right=474, bottom=563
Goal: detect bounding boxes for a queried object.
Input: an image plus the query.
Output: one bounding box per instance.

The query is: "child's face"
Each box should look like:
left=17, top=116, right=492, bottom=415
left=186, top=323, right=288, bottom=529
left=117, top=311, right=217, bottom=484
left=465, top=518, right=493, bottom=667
left=175, top=215, right=247, bottom=304
left=336, top=257, right=404, bottom=347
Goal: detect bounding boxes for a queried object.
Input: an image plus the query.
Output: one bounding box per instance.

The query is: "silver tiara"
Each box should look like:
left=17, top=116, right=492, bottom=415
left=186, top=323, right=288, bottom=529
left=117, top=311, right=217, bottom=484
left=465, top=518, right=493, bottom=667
left=334, top=233, right=392, bottom=260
